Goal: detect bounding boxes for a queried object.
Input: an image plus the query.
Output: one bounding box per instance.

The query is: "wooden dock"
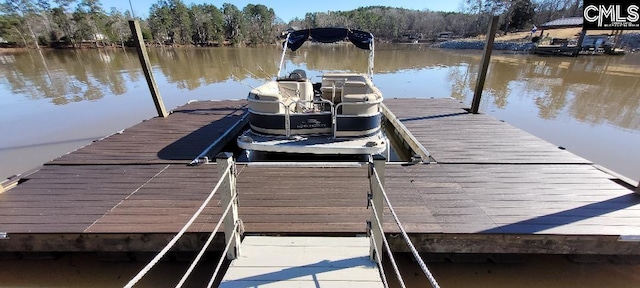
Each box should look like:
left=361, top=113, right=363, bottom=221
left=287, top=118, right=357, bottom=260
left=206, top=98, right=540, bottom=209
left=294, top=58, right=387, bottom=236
left=1, top=98, right=639, bottom=257
left=220, top=236, right=382, bottom=287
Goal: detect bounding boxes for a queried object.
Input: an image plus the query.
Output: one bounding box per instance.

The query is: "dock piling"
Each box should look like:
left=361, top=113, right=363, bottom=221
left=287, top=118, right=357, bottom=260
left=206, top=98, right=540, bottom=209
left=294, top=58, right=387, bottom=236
left=129, top=20, right=168, bottom=118
left=470, top=15, right=499, bottom=114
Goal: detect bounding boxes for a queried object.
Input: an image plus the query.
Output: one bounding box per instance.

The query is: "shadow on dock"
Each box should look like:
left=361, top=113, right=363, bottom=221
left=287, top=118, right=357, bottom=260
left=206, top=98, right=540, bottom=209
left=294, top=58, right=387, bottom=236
left=482, top=193, right=640, bottom=234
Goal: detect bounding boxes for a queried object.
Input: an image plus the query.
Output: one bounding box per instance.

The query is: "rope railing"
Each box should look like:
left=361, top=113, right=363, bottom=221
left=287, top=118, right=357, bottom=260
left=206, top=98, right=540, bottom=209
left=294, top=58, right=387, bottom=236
left=125, top=152, right=241, bottom=288
left=175, top=197, right=236, bottom=288
left=206, top=220, right=240, bottom=288
left=368, top=155, right=440, bottom=288
left=369, top=200, right=403, bottom=288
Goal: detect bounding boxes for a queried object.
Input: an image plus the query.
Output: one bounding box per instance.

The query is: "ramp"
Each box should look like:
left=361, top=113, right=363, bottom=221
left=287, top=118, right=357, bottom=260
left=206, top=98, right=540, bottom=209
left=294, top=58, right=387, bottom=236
left=220, top=236, right=383, bottom=287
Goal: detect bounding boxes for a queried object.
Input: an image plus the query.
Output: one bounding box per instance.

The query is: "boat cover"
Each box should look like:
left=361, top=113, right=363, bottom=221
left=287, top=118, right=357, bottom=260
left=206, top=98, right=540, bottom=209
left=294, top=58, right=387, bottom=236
left=286, top=27, right=373, bottom=51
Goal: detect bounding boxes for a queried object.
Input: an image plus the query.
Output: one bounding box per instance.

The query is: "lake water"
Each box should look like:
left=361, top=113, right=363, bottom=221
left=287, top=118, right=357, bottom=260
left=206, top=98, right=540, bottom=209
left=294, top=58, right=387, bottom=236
left=1, top=45, right=639, bottom=287
left=1, top=45, right=638, bottom=182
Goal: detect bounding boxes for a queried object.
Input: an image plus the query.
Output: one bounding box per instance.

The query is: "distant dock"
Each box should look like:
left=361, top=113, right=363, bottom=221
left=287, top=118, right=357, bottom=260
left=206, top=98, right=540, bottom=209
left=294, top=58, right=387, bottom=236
left=1, top=98, right=639, bottom=262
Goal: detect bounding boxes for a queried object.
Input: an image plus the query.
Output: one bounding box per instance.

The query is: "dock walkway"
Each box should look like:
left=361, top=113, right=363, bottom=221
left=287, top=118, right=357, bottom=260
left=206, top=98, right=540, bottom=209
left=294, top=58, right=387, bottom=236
left=220, top=236, right=382, bottom=287
left=1, top=98, right=639, bottom=257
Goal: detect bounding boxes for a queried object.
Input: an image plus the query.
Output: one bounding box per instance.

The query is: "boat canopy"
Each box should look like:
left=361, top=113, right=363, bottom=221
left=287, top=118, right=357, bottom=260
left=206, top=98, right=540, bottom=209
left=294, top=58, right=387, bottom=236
left=286, top=28, right=373, bottom=51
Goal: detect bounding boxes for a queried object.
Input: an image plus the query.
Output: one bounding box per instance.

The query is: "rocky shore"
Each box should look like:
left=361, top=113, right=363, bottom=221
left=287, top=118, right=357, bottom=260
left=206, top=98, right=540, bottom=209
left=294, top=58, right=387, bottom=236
left=432, top=40, right=535, bottom=51
left=433, top=32, right=640, bottom=52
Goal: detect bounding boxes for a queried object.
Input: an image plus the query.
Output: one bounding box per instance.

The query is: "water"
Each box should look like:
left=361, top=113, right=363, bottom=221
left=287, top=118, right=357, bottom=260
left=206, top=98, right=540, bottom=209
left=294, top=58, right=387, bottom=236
left=1, top=45, right=639, bottom=286
left=1, top=46, right=638, bottom=181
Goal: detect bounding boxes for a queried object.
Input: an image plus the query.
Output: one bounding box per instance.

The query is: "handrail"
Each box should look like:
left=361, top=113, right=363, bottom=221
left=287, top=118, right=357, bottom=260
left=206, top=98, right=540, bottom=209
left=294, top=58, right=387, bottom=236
left=248, top=90, right=382, bottom=140
left=367, top=155, right=440, bottom=288
left=124, top=152, right=241, bottom=288
left=333, top=99, right=382, bottom=139
left=175, top=195, right=236, bottom=288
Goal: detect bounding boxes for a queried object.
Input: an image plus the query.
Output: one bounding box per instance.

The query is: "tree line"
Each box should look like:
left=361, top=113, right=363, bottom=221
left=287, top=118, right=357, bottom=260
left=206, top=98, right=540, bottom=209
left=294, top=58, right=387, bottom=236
left=0, top=0, right=584, bottom=49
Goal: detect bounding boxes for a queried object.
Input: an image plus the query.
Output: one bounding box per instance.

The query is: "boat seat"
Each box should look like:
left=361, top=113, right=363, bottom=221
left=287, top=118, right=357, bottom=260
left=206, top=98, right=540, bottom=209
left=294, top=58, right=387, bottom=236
left=248, top=81, right=300, bottom=114
left=320, top=85, right=343, bottom=103
left=342, top=80, right=370, bottom=95
left=278, top=80, right=314, bottom=111
left=340, top=80, right=381, bottom=115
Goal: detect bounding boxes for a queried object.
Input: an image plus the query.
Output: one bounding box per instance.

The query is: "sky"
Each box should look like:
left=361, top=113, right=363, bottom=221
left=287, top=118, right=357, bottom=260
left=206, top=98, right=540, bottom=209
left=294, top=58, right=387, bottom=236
left=106, top=0, right=462, bottom=22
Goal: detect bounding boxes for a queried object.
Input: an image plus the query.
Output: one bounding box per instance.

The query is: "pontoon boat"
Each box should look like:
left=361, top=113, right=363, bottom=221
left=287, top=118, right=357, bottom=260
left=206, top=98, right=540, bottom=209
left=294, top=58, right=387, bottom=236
left=237, top=27, right=386, bottom=155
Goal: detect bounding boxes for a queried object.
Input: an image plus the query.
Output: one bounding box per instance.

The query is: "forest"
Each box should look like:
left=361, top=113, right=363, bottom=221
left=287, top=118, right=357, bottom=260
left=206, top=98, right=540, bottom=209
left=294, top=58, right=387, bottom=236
left=0, top=0, right=584, bottom=48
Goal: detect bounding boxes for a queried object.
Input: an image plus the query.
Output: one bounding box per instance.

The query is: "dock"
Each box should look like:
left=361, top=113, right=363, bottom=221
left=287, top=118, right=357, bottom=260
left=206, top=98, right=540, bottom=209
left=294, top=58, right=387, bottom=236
left=1, top=98, right=639, bottom=282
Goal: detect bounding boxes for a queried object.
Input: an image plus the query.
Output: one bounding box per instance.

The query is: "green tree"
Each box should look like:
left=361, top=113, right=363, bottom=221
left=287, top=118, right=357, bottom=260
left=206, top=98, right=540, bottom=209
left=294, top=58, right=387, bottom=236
left=148, top=1, right=174, bottom=45
left=75, top=0, right=107, bottom=47
left=1, top=0, right=50, bottom=49
left=222, top=3, right=243, bottom=45
left=190, top=3, right=224, bottom=45
left=243, top=4, right=275, bottom=45
left=0, top=13, right=28, bottom=46
left=507, top=0, right=534, bottom=30
left=51, top=0, right=77, bottom=48
left=168, top=0, right=191, bottom=44
left=106, top=8, right=130, bottom=48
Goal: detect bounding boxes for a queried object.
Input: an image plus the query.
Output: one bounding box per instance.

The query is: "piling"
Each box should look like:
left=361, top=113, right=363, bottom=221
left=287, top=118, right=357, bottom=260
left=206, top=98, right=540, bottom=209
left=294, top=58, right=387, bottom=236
left=470, top=15, right=499, bottom=114
left=128, top=20, right=168, bottom=118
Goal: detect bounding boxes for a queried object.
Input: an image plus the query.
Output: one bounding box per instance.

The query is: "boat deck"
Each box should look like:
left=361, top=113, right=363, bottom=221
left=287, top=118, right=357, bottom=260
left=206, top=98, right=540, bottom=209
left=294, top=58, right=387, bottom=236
left=1, top=98, right=639, bottom=255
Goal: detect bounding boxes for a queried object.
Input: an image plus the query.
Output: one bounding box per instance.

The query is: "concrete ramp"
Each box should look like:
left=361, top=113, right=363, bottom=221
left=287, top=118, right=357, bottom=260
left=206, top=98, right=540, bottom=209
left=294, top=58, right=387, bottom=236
left=220, top=236, right=383, bottom=287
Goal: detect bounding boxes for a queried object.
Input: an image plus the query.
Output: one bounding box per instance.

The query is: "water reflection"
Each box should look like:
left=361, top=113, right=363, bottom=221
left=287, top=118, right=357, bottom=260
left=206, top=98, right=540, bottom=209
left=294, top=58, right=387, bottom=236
left=2, top=49, right=135, bottom=104
left=2, top=46, right=638, bottom=131
left=0, top=45, right=639, bottom=179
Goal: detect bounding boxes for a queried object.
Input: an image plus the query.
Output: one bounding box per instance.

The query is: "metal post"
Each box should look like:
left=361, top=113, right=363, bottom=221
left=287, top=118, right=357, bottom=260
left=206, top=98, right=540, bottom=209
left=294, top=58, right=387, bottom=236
left=216, top=152, right=240, bottom=260
left=129, top=20, right=168, bottom=118
left=576, top=29, right=587, bottom=56
left=470, top=15, right=499, bottom=114
left=369, top=154, right=385, bottom=261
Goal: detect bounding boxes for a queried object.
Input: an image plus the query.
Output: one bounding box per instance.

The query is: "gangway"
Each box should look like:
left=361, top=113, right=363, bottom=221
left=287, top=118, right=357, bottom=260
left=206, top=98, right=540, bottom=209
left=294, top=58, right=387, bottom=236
left=123, top=153, right=439, bottom=288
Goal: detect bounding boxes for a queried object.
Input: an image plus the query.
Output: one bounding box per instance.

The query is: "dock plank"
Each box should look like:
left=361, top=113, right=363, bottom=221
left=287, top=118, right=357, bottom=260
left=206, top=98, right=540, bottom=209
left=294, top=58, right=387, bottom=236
left=47, top=100, right=246, bottom=165
left=383, top=98, right=589, bottom=164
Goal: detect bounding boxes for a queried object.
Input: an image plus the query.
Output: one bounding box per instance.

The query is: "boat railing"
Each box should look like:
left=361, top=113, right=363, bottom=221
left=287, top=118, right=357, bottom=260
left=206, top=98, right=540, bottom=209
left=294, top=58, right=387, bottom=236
left=284, top=99, right=334, bottom=138
left=248, top=96, right=382, bottom=139
left=333, top=99, right=383, bottom=139
left=367, top=155, right=440, bottom=288
left=124, top=152, right=242, bottom=288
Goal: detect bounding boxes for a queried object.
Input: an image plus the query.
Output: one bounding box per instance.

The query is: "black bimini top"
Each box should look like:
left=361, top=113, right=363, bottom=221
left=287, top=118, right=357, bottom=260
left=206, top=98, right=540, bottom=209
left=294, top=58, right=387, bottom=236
left=286, top=27, right=373, bottom=51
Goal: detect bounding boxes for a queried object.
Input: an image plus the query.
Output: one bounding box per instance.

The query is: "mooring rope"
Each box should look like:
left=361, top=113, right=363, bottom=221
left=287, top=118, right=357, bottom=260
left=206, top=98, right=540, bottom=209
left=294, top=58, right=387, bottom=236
left=175, top=196, right=235, bottom=288
left=124, top=167, right=231, bottom=288
left=372, top=167, right=440, bottom=288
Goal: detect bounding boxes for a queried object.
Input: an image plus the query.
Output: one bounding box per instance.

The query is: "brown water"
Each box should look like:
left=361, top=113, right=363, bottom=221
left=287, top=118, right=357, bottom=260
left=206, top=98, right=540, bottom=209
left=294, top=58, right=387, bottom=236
left=1, top=46, right=638, bottom=181
left=1, top=45, right=639, bottom=287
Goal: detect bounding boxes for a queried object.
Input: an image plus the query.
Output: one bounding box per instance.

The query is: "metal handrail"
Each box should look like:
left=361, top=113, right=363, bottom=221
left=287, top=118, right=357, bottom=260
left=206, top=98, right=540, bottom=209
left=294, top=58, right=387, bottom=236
left=125, top=153, right=241, bottom=288
left=368, top=156, right=440, bottom=288
left=248, top=91, right=382, bottom=140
